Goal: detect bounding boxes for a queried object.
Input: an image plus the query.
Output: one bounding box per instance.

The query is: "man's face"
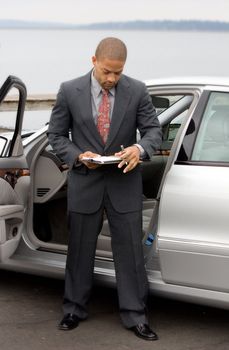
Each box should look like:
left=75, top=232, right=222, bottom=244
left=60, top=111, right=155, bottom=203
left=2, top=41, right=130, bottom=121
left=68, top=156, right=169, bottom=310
left=92, top=56, right=125, bottom=90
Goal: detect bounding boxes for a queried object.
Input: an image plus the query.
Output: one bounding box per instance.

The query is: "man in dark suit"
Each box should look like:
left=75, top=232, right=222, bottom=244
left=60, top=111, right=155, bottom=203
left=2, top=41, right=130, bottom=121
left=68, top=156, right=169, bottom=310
left=48, top=37, right=162, bottom=341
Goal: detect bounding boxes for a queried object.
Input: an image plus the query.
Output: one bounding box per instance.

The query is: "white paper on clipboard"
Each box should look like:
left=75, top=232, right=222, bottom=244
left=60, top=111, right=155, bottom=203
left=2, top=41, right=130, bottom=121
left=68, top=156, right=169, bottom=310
left=81, top=155, right=122, bottom=164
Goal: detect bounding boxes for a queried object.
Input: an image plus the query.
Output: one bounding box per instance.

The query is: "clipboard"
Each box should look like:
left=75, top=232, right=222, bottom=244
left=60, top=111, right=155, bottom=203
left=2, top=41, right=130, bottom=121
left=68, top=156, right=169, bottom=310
left=81, top=156, right=122, bottom=164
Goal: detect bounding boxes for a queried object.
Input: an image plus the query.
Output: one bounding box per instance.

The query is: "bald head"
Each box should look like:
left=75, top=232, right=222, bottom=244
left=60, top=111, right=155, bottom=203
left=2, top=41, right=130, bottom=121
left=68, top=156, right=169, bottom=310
left=95, top=37, right=127, bottom=62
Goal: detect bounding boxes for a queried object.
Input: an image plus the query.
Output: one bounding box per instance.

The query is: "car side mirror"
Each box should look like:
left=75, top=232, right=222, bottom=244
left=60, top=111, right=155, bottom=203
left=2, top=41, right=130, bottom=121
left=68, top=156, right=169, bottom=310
left=151, top=96, right=170, bottom=109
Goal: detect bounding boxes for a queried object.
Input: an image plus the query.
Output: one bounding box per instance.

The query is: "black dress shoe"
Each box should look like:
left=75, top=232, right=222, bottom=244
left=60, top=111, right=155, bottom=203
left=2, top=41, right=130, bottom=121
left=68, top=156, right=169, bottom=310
left=131, top=323, right=158, bottom=341
left=58, top=313, right=80, bottom=330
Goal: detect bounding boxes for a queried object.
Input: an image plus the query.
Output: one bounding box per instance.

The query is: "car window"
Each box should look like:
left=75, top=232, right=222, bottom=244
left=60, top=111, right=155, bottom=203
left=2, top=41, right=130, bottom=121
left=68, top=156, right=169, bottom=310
left=139, top=92, right=194, bottom=154
left=166, top=110, right=188, bottom=141
left=192, top=91, right=229, bottom=162
left=149, top=92, right=194, bottom=156
left=160, top=110, right=188, bottom=154
left=151, top=95, right=184, bottom=116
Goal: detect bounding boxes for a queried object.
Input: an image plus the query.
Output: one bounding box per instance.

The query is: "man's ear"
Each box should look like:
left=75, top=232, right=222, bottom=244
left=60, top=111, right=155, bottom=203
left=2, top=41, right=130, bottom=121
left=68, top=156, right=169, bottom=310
left=92, top=56, right=97, bottom=66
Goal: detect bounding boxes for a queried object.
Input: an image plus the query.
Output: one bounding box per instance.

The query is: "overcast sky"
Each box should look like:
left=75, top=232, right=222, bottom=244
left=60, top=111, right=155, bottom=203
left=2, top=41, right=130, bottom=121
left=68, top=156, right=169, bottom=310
left=0, top=0, right=229, bottom=24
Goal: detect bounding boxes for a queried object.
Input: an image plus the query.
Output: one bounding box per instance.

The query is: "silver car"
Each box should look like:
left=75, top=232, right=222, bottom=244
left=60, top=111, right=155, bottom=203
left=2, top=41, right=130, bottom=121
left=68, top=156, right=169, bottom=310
left=0, top=75, right=229, bottom=310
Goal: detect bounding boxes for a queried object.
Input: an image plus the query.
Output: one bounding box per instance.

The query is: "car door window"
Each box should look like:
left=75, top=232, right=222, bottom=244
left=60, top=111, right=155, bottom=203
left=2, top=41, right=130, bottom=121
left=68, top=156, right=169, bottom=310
left=152, top=93, right=192, bottom=155
left=161, top=110, right=188, bottom=154
left=152, top=94, right=184, bottom=116
left=192, top=92, right=229, bottom=162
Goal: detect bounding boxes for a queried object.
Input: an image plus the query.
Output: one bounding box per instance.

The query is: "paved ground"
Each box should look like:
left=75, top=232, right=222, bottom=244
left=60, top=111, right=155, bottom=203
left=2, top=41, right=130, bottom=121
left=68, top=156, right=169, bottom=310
left=0, top=270, right=229, bottom=350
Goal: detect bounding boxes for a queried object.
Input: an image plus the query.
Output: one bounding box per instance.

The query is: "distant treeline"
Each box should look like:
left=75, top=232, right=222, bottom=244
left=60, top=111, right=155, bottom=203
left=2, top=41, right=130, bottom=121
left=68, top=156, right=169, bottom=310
left=85, top=20, right=229, bottom=31
left=1, top=19, right=229, bottom=31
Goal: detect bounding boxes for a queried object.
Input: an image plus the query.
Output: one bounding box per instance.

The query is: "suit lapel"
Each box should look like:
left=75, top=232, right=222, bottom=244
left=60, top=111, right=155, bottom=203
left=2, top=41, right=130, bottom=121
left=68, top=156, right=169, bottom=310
left=75, top=72, right=104, bottom=148
left=105, top=76, right=131, bottom=150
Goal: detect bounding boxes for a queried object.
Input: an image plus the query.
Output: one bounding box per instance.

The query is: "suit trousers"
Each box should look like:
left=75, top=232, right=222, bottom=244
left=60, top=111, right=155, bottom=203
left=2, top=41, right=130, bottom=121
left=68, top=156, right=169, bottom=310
left=63, top=190, right=149, bottom=328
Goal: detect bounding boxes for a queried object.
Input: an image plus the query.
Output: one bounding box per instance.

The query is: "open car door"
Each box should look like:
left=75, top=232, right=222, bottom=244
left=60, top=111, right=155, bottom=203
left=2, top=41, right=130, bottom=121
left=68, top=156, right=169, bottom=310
left=157, top=88, right=229, bottom=293
left=0, top=76, right=30, bottom=262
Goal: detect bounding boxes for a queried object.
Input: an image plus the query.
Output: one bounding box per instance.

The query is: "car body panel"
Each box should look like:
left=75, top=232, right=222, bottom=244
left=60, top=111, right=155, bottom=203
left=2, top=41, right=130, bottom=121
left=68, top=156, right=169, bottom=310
left=158, top=164, right=229, bottom=291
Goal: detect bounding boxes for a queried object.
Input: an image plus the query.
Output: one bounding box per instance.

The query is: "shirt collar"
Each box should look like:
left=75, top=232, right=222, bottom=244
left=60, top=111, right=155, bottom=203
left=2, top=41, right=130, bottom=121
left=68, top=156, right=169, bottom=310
left=91, top=70, right=115, bottom=97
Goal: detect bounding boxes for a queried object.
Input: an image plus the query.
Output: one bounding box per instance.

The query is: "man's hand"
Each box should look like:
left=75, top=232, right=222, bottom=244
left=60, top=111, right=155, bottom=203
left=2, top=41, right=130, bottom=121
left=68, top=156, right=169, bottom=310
left=115, top=145, right=141, bottom=173
left=78, top=151, right=101, bottom=169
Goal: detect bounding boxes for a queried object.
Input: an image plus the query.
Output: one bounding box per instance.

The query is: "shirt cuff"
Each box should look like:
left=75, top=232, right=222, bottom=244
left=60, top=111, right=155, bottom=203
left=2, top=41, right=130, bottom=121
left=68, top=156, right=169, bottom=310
left=134, top=144, right=146, bottom=159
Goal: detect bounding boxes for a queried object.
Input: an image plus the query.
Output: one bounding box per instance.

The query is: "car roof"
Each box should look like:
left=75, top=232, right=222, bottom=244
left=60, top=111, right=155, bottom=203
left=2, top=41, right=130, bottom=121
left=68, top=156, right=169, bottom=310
left=145, top=76, right=229, bottom=88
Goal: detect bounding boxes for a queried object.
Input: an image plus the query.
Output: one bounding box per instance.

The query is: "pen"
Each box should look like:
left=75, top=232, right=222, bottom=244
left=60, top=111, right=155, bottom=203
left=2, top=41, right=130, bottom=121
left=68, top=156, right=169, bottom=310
left=120, top=145, right=128, bottom=165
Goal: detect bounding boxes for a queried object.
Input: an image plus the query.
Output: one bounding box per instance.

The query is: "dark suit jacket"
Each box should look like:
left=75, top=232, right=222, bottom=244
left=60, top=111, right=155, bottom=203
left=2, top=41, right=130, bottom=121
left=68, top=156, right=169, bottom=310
left=48, top=71, right=162, bottom=214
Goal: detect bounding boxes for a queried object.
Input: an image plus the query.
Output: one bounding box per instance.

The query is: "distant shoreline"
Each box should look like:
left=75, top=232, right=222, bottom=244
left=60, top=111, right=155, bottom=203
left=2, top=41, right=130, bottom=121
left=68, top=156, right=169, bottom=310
left=1, top=19, right=229, bottom=31
left=1, top=28, right=229, bottom=33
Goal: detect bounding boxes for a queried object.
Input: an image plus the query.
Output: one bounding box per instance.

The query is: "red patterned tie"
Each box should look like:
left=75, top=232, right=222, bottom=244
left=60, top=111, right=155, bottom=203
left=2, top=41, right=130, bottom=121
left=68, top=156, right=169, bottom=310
left=97, top=89, right=110, bottom=143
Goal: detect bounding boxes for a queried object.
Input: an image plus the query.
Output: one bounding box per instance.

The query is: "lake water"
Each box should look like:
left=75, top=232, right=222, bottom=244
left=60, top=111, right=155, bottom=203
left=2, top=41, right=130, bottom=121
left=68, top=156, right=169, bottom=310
left=0, top=29, right=229, bottom=130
